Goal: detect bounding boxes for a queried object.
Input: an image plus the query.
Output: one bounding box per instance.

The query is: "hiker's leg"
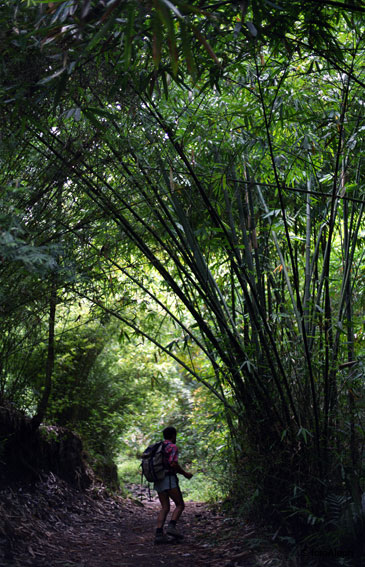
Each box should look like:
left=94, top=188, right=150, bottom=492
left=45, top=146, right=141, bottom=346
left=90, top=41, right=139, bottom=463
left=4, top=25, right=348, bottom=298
left=168, top=486, right=185, bottom=522
left=156, top=490, right=170, bottom=529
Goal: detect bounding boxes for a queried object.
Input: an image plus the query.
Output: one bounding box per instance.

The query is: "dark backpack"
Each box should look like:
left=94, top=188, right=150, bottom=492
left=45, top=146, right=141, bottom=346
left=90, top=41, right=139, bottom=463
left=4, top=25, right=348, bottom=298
left=141, top=441, right=167, bottom=483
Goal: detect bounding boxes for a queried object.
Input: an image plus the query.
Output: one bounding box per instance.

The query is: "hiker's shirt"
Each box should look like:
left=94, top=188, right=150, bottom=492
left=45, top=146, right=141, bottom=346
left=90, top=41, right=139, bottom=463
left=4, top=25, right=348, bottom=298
left=163, top=440, right=178, bottom=475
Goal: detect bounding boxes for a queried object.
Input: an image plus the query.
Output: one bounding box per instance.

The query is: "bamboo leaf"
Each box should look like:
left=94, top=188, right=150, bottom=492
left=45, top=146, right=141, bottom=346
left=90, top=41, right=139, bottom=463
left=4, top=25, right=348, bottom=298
left=86, top=10, right=117, bottom=51
left=152, top=13, right=163, bottom=69
left=37, top=67, right=66, bottom=85
left=83, top=106, right=118, bottom=120
left=124, top=4, right=136, bottom=70
left=161, top=70, right=169, bottom=98
left=246, top=21, right=258, bottom=37
left=82, top=109, right=106, bottom=130
left=192, top=25, right=221, bottom=67
left=52, top=71, right=69, bottom=111
left=155, top=0, right=179, bottom=76
left=180, top=20, right=196, bottom=79
left=159, top=0, right=183, bottom=19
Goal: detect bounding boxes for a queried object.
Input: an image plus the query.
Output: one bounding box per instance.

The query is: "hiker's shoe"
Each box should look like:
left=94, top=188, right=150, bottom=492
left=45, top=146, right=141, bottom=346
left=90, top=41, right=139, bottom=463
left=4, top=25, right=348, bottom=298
left=166, top=524, right=184, bottom=539
left=154, top=532, right=169, bottom=545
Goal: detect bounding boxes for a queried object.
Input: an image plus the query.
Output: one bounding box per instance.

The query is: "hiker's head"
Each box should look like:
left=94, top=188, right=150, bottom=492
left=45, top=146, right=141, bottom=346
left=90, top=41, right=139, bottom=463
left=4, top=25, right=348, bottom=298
left=163, top=426, right=177, bottom=442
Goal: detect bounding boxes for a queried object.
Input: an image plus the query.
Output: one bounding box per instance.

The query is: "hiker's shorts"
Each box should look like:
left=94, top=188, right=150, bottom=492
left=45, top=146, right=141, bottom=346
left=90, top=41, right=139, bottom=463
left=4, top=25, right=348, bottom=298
left=154, top=474, right=178, bottom=493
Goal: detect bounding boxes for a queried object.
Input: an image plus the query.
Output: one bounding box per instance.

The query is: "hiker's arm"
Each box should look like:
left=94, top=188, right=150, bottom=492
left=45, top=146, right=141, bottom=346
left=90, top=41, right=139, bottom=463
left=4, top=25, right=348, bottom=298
left=171, top=461, right=193, bottom=479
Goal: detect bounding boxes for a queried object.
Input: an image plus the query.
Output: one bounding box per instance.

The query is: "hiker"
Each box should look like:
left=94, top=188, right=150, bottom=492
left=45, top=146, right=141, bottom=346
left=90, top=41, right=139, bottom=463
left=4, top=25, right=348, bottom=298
left=154, top=426, right=193, bottom=544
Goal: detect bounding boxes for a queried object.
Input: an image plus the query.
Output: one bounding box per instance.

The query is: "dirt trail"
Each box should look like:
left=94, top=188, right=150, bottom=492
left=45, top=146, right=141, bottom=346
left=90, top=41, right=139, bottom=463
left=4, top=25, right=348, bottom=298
left=0, top=477, right=264, bottom=567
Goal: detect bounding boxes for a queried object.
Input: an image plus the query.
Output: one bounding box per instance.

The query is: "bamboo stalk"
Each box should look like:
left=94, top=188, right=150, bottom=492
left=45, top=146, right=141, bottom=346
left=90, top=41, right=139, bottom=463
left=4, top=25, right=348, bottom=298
left=303, top=177, right=312, bottom=334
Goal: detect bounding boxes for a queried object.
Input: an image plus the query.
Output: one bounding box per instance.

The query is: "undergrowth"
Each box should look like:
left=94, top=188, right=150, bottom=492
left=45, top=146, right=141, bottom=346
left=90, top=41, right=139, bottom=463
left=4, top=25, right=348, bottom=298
left=117, top=455, right=223, bottom=502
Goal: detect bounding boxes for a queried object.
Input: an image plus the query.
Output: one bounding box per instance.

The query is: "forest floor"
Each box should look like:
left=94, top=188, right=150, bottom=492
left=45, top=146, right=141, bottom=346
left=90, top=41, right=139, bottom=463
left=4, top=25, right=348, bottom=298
left=0, top=475, right=285, bottom=567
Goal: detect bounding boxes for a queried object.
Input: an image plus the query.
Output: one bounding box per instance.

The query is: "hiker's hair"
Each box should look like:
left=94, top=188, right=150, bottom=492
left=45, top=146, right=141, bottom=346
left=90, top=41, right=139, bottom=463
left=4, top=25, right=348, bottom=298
left=163, top=426, right=177, bottom=440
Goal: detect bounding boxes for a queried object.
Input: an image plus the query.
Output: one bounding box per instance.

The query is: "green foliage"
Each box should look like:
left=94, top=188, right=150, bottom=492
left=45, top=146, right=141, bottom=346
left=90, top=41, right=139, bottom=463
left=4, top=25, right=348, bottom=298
left=0, top=0, right=364, bottom=559
left=117, top=458, right=141, bottom=485
left=181, top=472, right=223, bottom=502
left=295, top=491, right=365, bottom=565
left=116, top=358, right=230, bottom=502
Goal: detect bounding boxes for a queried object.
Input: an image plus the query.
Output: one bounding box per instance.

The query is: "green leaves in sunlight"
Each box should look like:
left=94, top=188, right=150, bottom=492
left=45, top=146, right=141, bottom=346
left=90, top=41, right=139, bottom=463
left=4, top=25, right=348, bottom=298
left=5, top=0, right=362, bottom=106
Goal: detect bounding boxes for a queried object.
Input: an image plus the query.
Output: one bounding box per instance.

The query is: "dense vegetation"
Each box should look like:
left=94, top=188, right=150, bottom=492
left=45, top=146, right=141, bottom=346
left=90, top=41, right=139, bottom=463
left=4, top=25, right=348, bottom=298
left=1, top=0, right=364, bottom=563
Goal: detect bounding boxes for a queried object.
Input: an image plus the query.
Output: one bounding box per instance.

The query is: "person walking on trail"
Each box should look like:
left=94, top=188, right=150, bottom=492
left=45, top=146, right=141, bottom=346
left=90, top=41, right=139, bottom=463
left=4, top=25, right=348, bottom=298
left=154, top=426, right=193, bottom=544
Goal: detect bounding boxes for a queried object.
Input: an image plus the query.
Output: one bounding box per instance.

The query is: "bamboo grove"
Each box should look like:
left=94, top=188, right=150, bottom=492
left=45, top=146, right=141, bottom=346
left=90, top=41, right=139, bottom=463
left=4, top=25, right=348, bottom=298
left=1, top=0, right=364, bottom=556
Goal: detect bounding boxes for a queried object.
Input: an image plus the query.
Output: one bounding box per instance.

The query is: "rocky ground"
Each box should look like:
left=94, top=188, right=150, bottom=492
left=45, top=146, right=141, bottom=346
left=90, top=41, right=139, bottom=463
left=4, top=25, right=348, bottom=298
left=0, top=475, right=284, bottom=567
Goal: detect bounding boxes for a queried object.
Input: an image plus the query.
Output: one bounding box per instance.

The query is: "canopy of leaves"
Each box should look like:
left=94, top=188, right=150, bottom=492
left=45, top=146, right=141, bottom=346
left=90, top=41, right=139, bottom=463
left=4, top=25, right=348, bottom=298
left=1, top=0, right=364, bottom=556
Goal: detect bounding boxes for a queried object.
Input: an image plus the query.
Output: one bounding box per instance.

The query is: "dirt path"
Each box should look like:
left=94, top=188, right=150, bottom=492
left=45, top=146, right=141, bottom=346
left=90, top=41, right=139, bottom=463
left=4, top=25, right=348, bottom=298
left=0, top=476, right=269, bottom=567
left=37, top=496, right=252, bottom=567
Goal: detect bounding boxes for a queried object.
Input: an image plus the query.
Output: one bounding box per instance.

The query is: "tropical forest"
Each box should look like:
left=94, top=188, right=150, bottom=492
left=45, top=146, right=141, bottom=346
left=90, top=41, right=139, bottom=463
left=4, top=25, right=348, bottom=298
left=0, top=0, right=364, bottom=565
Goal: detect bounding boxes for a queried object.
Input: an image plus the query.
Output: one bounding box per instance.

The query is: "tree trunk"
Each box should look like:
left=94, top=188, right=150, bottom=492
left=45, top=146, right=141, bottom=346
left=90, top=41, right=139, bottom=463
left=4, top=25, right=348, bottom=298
left=31, top=278, right=57, bottom=430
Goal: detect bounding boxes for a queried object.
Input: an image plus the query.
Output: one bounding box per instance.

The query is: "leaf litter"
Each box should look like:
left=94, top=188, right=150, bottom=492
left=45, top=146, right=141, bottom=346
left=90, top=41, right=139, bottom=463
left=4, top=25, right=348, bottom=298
left=0, top=475, right=283, bottom=567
